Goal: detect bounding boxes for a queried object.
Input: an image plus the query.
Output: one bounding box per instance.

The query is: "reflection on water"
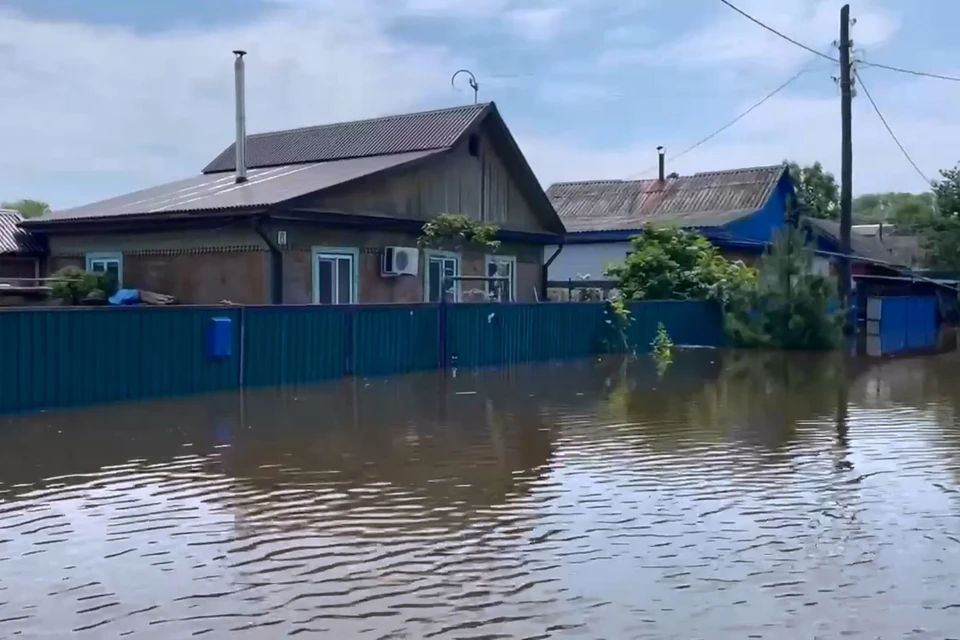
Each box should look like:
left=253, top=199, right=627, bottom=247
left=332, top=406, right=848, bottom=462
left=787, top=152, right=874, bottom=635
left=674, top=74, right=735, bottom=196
left=2, top=351, right=960, bottom=638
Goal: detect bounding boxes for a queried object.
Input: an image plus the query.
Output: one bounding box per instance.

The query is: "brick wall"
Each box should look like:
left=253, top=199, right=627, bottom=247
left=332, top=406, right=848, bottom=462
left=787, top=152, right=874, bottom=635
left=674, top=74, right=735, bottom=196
left=0, top=257, right=38, bottom=281
left=43, top=225, right=546, bottom=305
left=277, top=226, right=544, bottom=304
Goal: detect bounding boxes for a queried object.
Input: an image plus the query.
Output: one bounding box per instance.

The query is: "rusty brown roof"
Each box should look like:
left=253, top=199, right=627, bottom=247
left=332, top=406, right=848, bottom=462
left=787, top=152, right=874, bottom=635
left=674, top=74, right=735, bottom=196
left=203, top=103, right=490, bottom=174
left=547, top=165, right=787, bottom=232
left=27, top=150, right=442, bottom=223
left=0, top=210, right=44, bottom=254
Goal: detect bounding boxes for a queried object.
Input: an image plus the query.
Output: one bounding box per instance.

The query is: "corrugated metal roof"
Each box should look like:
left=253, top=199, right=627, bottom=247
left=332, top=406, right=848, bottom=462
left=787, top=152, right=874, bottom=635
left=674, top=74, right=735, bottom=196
left=0, top=210, right=43, bottom=254
left=547, top=165, right=787, bottom=232
left=202, top=103, right=489, bottom=174
left=32, top=150, right=442, bottom=223
left=804, top=217, right=906, bottom=266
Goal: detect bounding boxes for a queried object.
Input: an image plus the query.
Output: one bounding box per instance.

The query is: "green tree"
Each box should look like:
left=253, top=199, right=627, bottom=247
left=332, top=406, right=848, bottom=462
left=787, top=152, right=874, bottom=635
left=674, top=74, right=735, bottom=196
left=726, top=227, right=843, bottom=350
left=605, top=224, right=757, bottom=304
left=1, top=198, right=50, bottom=218
left=852, top=191, right=934, bottom=226
left=916, top=164, right=960, bottom=270
left=787, top=161, right=839, bottom=220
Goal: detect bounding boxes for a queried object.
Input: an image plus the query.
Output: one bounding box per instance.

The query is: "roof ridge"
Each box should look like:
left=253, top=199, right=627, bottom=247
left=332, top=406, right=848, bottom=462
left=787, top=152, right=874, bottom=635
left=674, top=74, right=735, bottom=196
left=550, top=164, right=785, bottom=189
left=247, top=102, right=492, bottom=140
left=691, top=164, right=785, bottom=177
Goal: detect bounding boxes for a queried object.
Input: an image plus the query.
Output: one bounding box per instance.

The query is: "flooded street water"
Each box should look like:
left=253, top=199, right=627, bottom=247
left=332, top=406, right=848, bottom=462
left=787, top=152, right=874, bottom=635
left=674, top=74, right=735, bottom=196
left=2, top=351, right=960, bottom=638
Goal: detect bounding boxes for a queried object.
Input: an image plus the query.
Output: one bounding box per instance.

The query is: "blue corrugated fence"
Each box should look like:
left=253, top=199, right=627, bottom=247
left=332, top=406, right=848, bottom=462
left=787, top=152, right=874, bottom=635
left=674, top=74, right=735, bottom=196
left=0, top=300, right=725, bottom=414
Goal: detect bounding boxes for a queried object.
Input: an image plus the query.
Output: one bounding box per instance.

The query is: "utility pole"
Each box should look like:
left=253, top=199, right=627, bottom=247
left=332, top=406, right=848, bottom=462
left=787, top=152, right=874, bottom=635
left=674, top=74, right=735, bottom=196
left=838, top=4, right=853, bottom=306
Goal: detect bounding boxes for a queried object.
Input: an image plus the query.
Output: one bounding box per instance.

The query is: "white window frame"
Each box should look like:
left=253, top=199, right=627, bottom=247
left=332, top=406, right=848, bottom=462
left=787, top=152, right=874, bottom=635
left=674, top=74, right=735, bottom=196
left=85, top=251, right=123, bottom=287
left=423, top=249, right=460, bottom=303
left=485, top=254, right=517, bottom=302
left=311, top=246, right=359, bottom=305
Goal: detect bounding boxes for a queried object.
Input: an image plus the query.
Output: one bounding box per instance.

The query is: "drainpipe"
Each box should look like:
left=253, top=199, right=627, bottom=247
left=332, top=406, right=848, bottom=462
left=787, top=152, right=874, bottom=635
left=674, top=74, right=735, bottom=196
left=542, top=242, right=564, bottom=301
left=253, top=217, right=283, bottom=304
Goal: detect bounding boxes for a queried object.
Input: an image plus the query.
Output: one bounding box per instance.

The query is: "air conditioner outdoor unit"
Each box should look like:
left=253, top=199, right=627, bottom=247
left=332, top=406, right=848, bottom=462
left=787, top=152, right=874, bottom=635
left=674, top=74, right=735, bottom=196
left=381, top=246, right=419, bottom=277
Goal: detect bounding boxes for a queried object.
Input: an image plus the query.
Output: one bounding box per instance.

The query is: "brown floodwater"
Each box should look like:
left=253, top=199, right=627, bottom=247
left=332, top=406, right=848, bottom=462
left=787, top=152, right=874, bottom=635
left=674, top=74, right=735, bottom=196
left=2, top=351, right=960, bottom=638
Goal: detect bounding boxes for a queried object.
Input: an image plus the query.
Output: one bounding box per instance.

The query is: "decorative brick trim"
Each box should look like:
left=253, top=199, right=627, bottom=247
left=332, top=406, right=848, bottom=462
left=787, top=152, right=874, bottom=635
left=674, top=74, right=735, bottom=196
left=51, top=245, right=267, bottom=258
left=126, top=246, right=266, bottom=256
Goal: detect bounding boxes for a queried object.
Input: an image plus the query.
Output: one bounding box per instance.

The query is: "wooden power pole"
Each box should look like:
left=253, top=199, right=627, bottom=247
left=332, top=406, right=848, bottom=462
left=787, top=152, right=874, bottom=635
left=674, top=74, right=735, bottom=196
left=838, top=4, right=853, bottom=305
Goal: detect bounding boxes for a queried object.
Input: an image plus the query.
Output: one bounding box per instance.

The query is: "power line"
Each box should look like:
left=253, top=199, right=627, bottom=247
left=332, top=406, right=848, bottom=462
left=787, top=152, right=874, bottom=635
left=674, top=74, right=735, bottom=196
left=859, top=60, right=960, bottom=83
left=854, top=69, right=932, bottom=185
left=717, top=0, right=838, bottom=63
left=718, top=0, right=960, bottom=83
left=626, top=59, right=820, bottom=179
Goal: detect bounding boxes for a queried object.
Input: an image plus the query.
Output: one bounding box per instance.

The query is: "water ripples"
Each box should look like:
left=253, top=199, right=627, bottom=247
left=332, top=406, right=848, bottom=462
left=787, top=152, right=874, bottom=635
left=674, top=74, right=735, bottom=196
left=1, top=351, right=960, bottom=637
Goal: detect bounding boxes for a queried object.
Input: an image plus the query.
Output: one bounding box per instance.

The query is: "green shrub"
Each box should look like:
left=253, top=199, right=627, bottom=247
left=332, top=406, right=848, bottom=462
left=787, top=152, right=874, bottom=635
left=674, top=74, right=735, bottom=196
left=49, top=266, right=117, bottom=305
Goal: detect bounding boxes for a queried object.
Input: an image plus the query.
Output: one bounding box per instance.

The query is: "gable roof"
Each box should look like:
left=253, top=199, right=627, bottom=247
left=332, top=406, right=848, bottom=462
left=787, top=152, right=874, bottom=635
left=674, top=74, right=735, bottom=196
left=27, top=151, right=441, bottom=223
left=548, top=165, right=787, bottom=233
left=28, top=102, right=563, bottom=235
left=0, top=210, right=44, bottom=255
left=203, top=103, right=489, bottom=173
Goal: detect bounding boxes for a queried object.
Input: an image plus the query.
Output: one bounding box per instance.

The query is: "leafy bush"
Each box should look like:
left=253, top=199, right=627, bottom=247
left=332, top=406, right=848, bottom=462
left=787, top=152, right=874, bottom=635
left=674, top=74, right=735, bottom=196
left=605, top=224, right=757, bottom=305
left=419, top=213, right=500, bottom=251
left=725, top=227, right=843, bottom=350
left=49, top=266, right=117, bottom=305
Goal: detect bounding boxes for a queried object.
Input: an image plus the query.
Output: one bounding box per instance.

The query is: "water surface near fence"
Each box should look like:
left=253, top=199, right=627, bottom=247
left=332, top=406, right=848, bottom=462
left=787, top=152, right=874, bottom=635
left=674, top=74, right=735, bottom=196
left=2, top=351, right=960, bottom=637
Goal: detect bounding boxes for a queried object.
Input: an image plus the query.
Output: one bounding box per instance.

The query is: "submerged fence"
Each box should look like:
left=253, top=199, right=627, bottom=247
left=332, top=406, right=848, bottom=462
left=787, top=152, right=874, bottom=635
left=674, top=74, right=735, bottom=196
left=0, top=300, right=724, bottom=414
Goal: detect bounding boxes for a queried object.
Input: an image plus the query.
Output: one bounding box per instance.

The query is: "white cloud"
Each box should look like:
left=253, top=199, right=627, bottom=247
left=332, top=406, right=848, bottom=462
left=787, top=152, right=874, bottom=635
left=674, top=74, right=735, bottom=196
left=0, top=4, right=460, bottom=203
left=0, top=0, right=954, bottom=210
left=520, top=69, right=960, bottom=194
left=667, top=0, right=898, bottom=72
left=505, top=7, right=567, bottom=43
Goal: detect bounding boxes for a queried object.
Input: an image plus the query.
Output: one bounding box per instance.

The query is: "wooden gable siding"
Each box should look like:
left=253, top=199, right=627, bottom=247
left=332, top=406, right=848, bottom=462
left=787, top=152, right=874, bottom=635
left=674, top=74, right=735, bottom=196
left=303, top=121, right=543, bottom=232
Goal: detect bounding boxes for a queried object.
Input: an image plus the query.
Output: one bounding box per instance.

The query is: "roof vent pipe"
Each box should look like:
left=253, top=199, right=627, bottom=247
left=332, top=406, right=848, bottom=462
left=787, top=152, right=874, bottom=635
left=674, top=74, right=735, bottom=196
left=233, top=50, right=248, bottom=184
left=657, top=146, right=665, bottom=182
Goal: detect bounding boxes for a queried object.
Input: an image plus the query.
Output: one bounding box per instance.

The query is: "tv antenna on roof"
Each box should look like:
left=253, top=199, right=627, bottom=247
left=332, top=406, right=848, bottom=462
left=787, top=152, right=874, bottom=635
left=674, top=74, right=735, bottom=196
left=451, top=69, right=479, bottom=104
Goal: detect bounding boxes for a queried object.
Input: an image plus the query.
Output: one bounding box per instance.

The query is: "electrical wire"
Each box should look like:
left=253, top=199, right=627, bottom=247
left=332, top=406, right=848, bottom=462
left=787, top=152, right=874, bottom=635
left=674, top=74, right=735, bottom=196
left=718, top=0, right=960, bottom=83
left=853, top=69, right=932, bottom=186
left=859, top=61, right=960, bottom=83
left=717, top=0, right=838, bottom=62
left=625, top=58, right=821, bottom=179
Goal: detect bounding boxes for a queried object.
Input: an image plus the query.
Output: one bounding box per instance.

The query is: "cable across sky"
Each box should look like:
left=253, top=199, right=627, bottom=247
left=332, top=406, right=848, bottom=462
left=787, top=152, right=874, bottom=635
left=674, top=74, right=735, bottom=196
left=626, top=56, right=824, bottom=180
left=718, top=0, right=960, bottom=83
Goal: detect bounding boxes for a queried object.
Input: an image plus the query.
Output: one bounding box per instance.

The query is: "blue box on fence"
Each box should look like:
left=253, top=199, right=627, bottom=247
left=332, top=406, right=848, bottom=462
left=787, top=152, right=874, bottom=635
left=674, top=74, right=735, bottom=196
left=209, top=317, right=233, bottom=358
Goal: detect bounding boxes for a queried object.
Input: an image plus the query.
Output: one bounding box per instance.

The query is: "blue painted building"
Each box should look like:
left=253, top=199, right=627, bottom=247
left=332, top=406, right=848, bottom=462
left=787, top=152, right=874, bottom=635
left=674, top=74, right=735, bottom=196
left=543, top=164, right=795, bottom=283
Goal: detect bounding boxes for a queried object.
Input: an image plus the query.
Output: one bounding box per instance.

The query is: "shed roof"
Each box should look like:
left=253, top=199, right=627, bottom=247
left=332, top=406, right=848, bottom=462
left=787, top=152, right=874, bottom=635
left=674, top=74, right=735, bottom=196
left=27, top=150, right=442, bottom=223
left=547, top=165, right=787, bottom=233
left=803, top=217, right=904, bottom=266
left=0, top=210, right=44, bottom=255
left=203, top=103, right=489, bottom=173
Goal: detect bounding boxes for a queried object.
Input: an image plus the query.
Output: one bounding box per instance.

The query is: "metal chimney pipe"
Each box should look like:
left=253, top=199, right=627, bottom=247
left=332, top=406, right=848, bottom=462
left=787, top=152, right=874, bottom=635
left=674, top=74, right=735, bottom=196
left=657, top=146, right=665, bottom=182
left=233, top=50, right=248, bottom=184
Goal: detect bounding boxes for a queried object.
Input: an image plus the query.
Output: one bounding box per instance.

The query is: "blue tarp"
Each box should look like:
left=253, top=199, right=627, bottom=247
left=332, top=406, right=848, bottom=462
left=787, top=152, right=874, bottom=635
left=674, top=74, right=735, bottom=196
left=108, top=289, right=141, bottom=305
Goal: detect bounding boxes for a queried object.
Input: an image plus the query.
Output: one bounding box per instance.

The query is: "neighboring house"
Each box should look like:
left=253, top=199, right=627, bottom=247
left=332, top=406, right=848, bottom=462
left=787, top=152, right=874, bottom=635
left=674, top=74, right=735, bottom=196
left=804, top=217, right=958, bottom=320
left=0, top=210, right=44, bottom=282
left=21, top=101, right=563, bottom=305
left=803, top=217, right=907, bottom=277
left=544, top=164, right=794, bottom=283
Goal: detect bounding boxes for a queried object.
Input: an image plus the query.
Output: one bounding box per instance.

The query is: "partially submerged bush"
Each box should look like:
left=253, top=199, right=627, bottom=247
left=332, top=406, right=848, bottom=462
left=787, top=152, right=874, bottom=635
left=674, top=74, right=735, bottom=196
left=726, top=227, right=843, bottom=350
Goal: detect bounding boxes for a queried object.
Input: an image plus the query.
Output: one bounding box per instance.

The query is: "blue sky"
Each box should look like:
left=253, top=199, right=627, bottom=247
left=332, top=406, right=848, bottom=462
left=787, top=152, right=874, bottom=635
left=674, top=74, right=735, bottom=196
left=1, top=0, right=958, bottom=209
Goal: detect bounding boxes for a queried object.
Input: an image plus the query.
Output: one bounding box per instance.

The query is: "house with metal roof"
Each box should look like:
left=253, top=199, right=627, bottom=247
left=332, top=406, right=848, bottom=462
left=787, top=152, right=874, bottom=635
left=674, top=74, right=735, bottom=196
left=22, top=60, right=563, bottom=305
left=543, top=162, right=794, bottom=285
